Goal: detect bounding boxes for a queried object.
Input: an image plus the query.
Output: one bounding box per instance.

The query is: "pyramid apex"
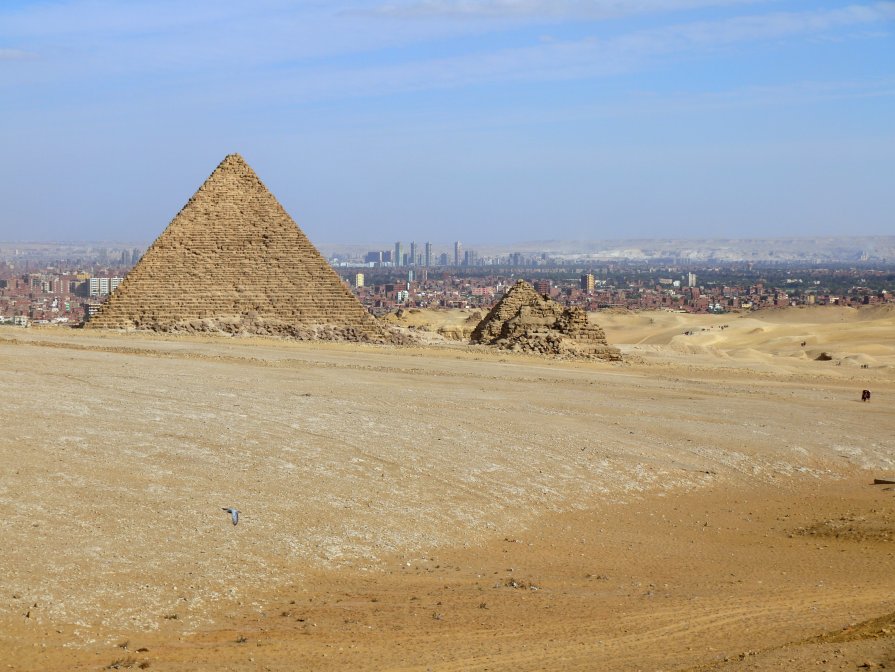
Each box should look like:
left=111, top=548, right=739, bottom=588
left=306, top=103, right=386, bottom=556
left=193, top=154, right=257, bottom=193
left=219, top=153, right=248, bottom=168
left=200, top=154, right=260, bottom=186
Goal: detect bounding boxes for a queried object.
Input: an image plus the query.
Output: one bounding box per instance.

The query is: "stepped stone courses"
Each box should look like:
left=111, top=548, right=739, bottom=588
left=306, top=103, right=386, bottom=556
left=89, top=154, right=395, bottom=342
left=470, top=280, right=622, bottom=360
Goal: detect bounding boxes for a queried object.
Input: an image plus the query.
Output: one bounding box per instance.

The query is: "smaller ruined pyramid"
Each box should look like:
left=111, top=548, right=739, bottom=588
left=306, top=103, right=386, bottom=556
left=89, top=154, right=389, bottom=341
left=470, top=280, right=621, bottom=360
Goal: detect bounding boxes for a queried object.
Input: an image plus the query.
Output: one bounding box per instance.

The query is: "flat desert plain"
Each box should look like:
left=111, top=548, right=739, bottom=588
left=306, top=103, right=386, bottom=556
left=1, top=305, right=894, bottom=671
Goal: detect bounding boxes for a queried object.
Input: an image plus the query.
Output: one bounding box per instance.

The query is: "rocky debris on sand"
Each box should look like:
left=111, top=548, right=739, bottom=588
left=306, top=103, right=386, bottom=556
left=150, top=316, right=411, bottom=344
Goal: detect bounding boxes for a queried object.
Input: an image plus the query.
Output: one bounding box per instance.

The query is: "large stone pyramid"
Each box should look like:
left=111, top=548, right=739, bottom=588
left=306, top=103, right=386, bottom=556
left=89, top=154, right=390, bottom=341
left=470, top=280, right=621, bottom=360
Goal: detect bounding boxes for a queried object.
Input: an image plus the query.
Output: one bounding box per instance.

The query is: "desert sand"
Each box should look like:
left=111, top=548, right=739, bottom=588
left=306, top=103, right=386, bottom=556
left=1, top=305, right=893, bottom=671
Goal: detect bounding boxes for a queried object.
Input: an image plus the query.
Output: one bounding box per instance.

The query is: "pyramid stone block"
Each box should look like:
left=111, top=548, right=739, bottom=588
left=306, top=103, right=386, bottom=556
left=470, top=280, right=621, bottom=360
left=88, top=154, right=392, bottom=341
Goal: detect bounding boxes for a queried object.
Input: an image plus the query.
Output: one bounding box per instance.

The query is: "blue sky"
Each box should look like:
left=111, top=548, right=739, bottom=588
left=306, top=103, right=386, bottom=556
left=1, top=0, right=893, bottom=244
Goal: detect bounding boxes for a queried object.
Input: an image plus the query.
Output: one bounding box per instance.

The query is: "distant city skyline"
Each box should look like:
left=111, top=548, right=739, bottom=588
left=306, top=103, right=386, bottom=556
left=3, top=236, right=895, bottom=265
left=1, top=1, right=893, bottom=243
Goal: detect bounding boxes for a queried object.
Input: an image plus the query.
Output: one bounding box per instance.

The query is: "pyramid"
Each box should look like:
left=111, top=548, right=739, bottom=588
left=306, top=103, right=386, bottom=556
left=470, top=280, right=621, bottom=360
left=88, top=154, right=390, bottom=341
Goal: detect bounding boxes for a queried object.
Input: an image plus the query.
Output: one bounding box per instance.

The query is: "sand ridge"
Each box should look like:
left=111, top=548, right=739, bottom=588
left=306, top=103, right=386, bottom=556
left=596, top=305, right=895, bottom=373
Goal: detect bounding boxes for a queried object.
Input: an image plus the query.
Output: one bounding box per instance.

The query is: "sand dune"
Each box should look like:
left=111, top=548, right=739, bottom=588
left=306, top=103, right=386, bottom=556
left=1, top=312, right=893, bottom=670
left=595, top=306, right=895, bottom=376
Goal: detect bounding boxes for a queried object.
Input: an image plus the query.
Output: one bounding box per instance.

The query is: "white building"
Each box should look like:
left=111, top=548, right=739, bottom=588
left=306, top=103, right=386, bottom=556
left=88, top=277, right=123, bottom=297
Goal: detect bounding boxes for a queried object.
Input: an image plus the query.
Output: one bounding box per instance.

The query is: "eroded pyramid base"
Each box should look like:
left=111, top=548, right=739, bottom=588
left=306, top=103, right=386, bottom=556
left=124, top=315, right=406, bottom=343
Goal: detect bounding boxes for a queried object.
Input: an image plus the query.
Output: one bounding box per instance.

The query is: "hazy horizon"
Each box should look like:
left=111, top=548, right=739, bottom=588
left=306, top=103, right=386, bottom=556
left=3, top=234, right=895, bottom=246
left=2, top=1, right=893, bottom=243
left=4, top=235, right=895, bottom=266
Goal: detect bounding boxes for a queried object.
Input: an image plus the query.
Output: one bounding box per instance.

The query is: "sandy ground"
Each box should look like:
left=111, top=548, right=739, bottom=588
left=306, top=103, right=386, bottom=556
left=1, top=306, right=893, bottom=671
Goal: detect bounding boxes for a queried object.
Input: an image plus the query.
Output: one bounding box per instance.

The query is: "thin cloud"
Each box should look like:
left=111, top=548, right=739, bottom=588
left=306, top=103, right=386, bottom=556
left=175, top=1, right=895, bottom=105
left=634, top=2, right=895, bottom=50
left=0, top=48, right=34, bottom=60
left=0, top=0, right=285, bottom=38
left=2, top=0, right=892, bottom=106
left=369, top=0, right=767, bottom=20
left=320, top=3, right=895, bottom=97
